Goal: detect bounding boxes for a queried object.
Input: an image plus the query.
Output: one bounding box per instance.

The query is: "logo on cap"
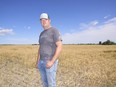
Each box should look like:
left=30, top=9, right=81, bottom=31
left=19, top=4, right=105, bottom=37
left=40, top=13, right=49, bottom=19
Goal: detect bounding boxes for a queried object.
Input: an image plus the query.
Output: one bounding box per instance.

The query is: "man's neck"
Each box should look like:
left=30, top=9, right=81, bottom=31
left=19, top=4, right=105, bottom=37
left=44, top=26, right=52, bottom=30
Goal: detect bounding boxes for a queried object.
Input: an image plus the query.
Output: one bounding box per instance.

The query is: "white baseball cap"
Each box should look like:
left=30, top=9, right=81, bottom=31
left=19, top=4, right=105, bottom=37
left=40, top=13, right=50, bottom=19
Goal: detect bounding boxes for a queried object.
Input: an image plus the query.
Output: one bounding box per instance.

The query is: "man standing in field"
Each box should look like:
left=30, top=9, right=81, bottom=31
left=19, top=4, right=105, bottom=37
left=36, top=13, right=62, bottom=87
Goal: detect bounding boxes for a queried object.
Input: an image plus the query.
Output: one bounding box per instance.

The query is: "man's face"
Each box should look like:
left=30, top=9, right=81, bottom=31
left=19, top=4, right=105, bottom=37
left=40, top=18, right=51, bottom=29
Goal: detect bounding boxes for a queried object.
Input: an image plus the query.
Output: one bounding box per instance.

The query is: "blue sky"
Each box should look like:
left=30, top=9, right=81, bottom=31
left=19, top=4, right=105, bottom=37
left=0, top=0, right=116, bottom=44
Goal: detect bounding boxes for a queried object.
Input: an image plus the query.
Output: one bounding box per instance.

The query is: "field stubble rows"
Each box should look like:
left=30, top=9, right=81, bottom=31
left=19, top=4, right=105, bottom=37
left=0, top=45, right=116, bottom=87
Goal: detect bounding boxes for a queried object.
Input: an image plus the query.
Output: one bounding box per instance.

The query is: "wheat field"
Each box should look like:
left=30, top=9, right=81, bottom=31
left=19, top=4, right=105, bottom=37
left=0, top=45, right=116, bottom=87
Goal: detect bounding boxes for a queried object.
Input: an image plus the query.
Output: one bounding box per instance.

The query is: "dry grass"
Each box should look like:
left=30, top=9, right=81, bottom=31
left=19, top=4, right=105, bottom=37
left=0, top=45, right=116, bottom=87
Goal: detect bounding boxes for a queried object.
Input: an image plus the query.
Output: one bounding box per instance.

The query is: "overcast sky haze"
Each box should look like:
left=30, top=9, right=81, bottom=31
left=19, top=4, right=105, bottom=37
left=0, top=0, right=116, bottom=44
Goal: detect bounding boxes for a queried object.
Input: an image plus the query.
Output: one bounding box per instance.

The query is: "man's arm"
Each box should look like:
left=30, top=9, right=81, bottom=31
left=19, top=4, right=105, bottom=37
left=46, top=41, right=62, bottom=68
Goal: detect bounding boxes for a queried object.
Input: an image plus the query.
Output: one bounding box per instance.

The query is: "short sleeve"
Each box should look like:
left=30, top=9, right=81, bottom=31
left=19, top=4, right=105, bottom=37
left=53, top=29, right=62, bottom=43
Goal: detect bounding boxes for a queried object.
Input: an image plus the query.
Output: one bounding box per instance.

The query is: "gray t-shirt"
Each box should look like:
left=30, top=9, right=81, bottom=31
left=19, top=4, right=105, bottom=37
left=39, top=27, right=62, bottom=60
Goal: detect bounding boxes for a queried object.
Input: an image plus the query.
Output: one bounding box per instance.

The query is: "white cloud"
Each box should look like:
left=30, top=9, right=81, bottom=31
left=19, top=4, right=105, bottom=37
left=0, top=28, right=14, bottom=36
left=62, top=17, right=116, bottom=44
left=105, top=17, right=116, bottom=24
left=89, top=20, right=99, bottom=26
left=24, top=26, right=31, bottom=30
left=27, top=26, right=31, bottom=29
left=6, top=38, right=31, bottom=44
left=104, top=15, right=110, bottom=19
left=79, top=20, right=99, bottom=30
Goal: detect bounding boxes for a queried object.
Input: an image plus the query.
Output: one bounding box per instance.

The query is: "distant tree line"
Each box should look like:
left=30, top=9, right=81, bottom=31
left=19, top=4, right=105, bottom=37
left=99, top=40, right=115, bottom=45
left=31, top=40, right=115, bottom=45
left=32, top=44, right=39, bottom=45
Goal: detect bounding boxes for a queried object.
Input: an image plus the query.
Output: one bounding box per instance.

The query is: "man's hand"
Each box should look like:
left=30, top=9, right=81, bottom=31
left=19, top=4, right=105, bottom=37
left=46, top=60, right=54, bottom=68
left=36, top=62, right=38, bottom=69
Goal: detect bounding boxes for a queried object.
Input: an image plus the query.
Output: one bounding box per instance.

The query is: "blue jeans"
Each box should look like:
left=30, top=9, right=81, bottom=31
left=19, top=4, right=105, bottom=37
left=38, top=59, right=58, bottom=87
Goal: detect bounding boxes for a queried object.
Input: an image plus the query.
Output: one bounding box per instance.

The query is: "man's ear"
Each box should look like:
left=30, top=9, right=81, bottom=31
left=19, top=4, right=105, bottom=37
left=49, top=19, right=51, bottom=22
